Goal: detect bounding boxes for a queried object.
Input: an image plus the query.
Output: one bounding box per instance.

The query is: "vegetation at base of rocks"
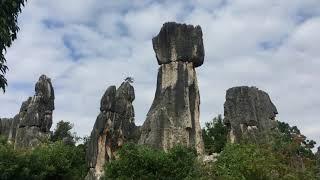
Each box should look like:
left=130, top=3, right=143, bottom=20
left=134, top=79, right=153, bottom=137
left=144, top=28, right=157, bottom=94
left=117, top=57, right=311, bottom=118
left=211, top=120, right=318, bottom=180
left=202, top=114, right=228, bottom=154
left=0, top=139, right=87, bottom=180
left=0, top=0, right=28, bottom=92
left=0, top=118, right=319, bottom=179
left=104, top=143, right=202, bottom=180
left=0, top=121, right=87, bottom=180
left=213, top=143, right=316, bottom=179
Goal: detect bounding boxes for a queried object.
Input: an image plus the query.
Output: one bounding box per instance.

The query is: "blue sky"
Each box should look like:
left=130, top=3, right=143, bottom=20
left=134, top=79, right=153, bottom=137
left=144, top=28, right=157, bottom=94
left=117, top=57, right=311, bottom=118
left=1, top=0, right=320, bottom=144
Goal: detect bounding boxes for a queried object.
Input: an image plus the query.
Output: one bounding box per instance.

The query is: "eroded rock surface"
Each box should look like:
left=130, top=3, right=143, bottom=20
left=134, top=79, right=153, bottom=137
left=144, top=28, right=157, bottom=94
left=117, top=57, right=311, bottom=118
left=14, top=75, right=54, bottom=149
left=0, top=75, right=55, bottom=148
left=153, top=22, right=204, bottom=67
left=86, top=81, right=139, bottom=180
left=224, top=86, right=278, bottom=143
left=139, top=22, right=204, bottom=154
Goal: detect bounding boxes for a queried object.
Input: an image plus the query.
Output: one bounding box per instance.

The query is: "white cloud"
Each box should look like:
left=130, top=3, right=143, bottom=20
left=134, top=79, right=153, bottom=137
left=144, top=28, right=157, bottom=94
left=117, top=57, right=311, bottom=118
left=0, top=0, right=319, bottom=146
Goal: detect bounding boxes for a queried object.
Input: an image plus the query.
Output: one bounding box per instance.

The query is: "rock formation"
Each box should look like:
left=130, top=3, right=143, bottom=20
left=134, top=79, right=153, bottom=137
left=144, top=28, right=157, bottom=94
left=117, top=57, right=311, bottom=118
left=0, top=75, right=55, bottom=148
left=86, top=81, right=139, bottom=180
left=138, top=22, right=205, bottom=154
left=224, top=86, right=278, bottom=143
left=0, top=117, right=19, bottom=142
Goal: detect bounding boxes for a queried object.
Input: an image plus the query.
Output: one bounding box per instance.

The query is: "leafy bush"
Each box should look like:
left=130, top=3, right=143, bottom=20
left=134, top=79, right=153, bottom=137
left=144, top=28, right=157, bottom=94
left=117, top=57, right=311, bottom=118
left=0, top=138, right=86, bottom=180
left=202, top=114, right=227, bottom=154
left=214, top=143, right=284, bottom=179
left=104, top=143, right=201, bottom=179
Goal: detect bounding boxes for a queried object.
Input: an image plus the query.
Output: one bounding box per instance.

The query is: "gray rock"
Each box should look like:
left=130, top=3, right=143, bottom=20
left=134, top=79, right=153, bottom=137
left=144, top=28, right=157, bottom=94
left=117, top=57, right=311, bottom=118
left=86, top=81, right=138, bottom=180
left=0, top=75, right=54, bottom=148
left=13, top=75, right=54, bottom=149
left=0, top=118, right=14, bottom=140
left=224, top=86, right=278, bottom=143
left=139, top=22, right=205, bottom=154
left=153, top=22, right=204, bottom=67
left=14, top=126, right=50, bottom=148
left=18, top=75, right=54, bottom=132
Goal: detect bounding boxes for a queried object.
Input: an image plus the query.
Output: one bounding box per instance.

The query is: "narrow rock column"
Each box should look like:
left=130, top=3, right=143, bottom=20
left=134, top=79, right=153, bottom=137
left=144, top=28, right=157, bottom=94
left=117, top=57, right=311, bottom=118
left=223, top=86, right=278, bottom=143
left=86, top=81, right=139, bottom=180
left=139, top=22, right=205, bottom=154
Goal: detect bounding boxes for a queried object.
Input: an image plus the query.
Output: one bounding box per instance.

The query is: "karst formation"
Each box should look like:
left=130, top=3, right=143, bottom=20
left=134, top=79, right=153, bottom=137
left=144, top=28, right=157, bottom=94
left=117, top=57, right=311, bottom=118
left=85, top=81, right=139, bottom=180
left=0, top=75, right=54, bottom=149
left=1, top=21, right=305, bottom=180
left=224, top=86, right=278, bottom=143
left=138, top=22, right=205, bottom=154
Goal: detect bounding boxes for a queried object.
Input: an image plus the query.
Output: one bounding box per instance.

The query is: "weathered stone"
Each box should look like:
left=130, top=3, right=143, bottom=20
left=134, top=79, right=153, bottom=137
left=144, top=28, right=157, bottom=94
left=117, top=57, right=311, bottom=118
left=18, top=75, right=54, bottom=132
left=0, top=75, right=54, bottom=147
left=0, top=118, right=14, bottom=139
left=152, top=22, right=204, bottom=67
left=13, top=75, right=54, bottom=149
left=86, top=81, right=138, bottom=180
left=14, top=126, right=50, bottom=148
left=139, top=22, right=205, bottom=154
left=224, top=86, right=278, bottom=143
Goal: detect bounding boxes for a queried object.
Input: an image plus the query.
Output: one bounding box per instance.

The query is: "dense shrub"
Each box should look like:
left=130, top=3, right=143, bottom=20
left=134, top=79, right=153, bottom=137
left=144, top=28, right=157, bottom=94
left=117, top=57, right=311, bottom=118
left=104, top=143, right=201, bottom=179
left=0, top=138, right=86, bottom=180
left=214, top=143, right=284, bottom=179
left=202, top=114, right=228, bottom=154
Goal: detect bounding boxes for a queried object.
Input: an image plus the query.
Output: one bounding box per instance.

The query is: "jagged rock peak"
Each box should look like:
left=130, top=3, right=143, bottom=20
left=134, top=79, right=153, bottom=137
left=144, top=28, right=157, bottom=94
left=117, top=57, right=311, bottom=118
left=224, top=86, right=278, bottom=143
left=13, top=74, right=55, bottom=149
left=18, top=74, right=55, bottom=132
left=152, top=22, right=205, bottom=67
left=86, top=81, right=139, bottom=180
left=35, top=74, right=55, bottom=111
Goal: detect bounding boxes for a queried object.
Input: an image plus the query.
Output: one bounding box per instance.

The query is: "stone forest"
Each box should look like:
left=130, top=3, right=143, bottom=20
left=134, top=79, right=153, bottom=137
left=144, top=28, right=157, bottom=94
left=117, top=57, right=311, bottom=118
left=0, top=22, right=319, bottom=179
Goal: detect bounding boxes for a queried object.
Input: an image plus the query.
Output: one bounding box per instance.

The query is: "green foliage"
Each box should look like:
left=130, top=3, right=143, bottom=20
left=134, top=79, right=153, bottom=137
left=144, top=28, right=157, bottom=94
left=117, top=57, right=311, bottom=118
left=0, top=136, right=86, bottom=180
left=104, top=143, right=201, bottom=179
left=51, top=120, right=75, bottom=145
left=0, top=138, right=28, bottom=180
left=0, top=0, right=27, bottom=92
left=202, top=114, right=227, bottom=153
left=27, top=141, right=87, bottom=180
left=276, top=121, right=316, bottom=158
left=212, top=121, right=318, bottom=179
left=214, top=143, right=282, bottom=179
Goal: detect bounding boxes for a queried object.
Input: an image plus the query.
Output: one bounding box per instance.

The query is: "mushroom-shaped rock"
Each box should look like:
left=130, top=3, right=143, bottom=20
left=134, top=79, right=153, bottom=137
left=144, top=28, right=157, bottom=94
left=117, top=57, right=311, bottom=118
left=152, top=22, right=204, bottom=67
left=139, top=22, right=205, bottom=154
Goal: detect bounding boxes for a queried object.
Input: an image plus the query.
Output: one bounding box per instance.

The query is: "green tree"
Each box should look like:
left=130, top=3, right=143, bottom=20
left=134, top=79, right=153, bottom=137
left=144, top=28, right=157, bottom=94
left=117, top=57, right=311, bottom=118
left=214, top=143, right=283, bottom=179
left=202, top=114, right=227, bottom=154
left=104, top=143, right=201, bottom=179
left=27, top=141, right=87, bottom=180
left=0, top=0, right=27, bottom=92
left=51, top=120, right=75, bottom=145
left=0, top=137, right=87, bottom=180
